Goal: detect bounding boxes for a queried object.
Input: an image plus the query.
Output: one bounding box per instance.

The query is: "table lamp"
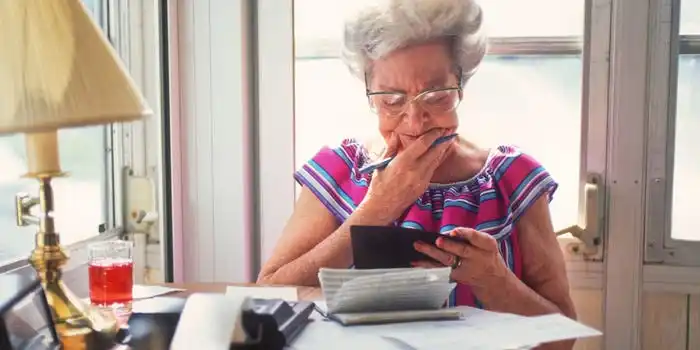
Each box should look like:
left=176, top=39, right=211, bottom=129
left=0, top=0, right=152, bottom=347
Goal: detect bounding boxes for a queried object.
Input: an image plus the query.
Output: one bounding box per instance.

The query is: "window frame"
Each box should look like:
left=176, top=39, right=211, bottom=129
left=109, top=0, right=170, bottom=282
left=645, top=0, right=700, bottom=266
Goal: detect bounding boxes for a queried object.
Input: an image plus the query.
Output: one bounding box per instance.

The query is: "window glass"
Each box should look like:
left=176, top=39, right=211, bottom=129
left=479, top=0, right=584, bottom=37
left=680, top=0, right=700, bottom=34
left=0, top=0, right=108, bottom=265
left=294, top=0, right=584, bottom=49
left=294, top=0, right=584, bottom=231
left=670, top=55, right=700, bottom=241
left=294, top=0, right=585, bottom=58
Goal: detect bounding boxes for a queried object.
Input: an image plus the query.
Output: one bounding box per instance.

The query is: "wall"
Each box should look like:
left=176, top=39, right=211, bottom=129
left=570, top=288, right=700, bottom=350
left=169, top=0, right=256, bottom=283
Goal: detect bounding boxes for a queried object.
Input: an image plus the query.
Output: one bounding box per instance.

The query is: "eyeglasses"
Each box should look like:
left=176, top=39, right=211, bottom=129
left=366, top=87, right=462, bottom=116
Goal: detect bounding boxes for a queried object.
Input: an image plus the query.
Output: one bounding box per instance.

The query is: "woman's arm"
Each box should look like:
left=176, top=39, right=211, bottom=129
left=472, top=196, right=576, bottom=349
left=257, top=187, right=393, bottom=286
left=473, top=196, right=575, bottom=317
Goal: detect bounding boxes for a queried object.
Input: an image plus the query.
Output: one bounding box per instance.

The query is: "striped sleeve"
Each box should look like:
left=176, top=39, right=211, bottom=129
left=293, top=139, right=366, bottom=223
left=492, top=145, right=558, bottom=224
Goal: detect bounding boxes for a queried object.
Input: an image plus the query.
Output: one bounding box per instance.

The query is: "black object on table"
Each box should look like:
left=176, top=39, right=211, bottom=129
left=236, top=299, right=315, bottom=350
left=122, top=296, right=187, bottom=349
left=350, top=225, right=463, bottom=269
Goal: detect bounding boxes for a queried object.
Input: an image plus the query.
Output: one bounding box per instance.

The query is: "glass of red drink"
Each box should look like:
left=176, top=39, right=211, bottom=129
left=88, top=240, right=134, bottom=306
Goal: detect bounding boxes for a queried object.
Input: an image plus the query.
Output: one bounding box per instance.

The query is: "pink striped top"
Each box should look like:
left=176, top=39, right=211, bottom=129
left=294, top=139, right=557, bottom=308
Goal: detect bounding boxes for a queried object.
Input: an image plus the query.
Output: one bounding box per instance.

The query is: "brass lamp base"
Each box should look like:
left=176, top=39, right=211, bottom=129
left=16, top=174, right=118, bottom=349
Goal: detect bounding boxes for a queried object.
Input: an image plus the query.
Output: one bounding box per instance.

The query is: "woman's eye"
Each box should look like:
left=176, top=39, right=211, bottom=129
left=381, top=94, right=405, bottom=106
left=424, top=92, right=448, bottom=104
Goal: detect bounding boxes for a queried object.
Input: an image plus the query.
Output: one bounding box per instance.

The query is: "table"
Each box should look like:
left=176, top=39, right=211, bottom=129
left=107, top=283, right=320, bottom=331
left=153, top=282, right=322, bottom=300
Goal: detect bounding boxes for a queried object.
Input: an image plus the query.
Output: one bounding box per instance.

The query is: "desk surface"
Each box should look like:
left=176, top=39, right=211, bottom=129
left=155, top=282, right=323, bottom=301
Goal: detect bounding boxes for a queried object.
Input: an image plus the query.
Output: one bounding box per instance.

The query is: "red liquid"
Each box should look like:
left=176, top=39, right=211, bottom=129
left=88, top=258, right=134, bottom=305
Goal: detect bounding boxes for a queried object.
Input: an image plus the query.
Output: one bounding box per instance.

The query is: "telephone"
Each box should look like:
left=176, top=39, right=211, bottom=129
left=0, top=274, right=61, bottom=350
left=124, top=293, right=315, bottom=350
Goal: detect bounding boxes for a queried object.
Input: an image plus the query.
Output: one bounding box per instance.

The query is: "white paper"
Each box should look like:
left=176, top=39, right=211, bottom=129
left=132, top=284, right=184, bottom=300
left=318, top=267, right=453, bottom=314
left=290, top=318, right=401, bottom=350
left=225, top=286, right=298, bottom=301
left=290, top=306, right=602, bottom=350
left=170, top=294, right=251, bottom=350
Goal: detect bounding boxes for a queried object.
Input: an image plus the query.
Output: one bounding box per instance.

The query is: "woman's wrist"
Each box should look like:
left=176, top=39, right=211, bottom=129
left=351, top=199, right=398, bottom=226
left=469, top=263, right=514, bottom=302
left=470, top=265, right=562, bottom=316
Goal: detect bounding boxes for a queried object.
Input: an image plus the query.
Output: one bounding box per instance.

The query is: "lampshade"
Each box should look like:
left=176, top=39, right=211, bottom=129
left=0, top=0, right=152, bottom=135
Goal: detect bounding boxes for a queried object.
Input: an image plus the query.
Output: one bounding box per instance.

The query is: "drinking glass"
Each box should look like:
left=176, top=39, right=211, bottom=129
left=88, top=240, right=134, bottom=305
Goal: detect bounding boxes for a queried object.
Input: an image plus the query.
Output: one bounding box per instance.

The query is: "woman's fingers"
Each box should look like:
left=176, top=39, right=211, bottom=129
left=414, top=241, right=455, bottom=266
left=449, top=228, right=498, bottom=252
left=418, top=139, right=453, bottom=173
left=382, top=133, right=400, bottom=158
left=395, top=129, right=444, bottom=161
left=436, top=236, right=472, bottom=258
left=410, top=260, right=443, bottom=269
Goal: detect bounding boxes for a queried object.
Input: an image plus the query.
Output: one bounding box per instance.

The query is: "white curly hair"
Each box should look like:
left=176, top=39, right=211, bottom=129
left=341, top=0, right=487, bottom=86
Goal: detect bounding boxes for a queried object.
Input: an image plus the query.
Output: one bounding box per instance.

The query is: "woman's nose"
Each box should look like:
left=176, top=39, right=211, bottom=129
left=403, top=102, right=429, bottom=132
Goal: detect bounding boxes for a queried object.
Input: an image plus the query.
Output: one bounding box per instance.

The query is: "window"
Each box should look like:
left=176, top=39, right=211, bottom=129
left=679, top=0, right=700, bottom=34
left=671, top=56, right=700, bottom=242
left=670, top=1, right=700, bottom=241
left=294, top=0, right=588, bottom=232
left=645, top=0, right=700, bottom=264
left=0, top=0, right=111, bottom=267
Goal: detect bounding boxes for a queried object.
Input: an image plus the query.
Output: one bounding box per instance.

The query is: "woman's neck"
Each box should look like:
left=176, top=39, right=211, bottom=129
left=430, top=138, right=490, bottom=184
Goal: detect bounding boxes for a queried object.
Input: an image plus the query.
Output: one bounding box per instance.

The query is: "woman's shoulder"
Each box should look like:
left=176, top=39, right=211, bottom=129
left=306, top=138, right=369, bottom=170
left=294, top=139, right=367, bottom=186
left=485, top=144, right=548, bottom=180
left=438, top=143, right=553, bottom=201
left=293, top=138, right=371, bottom=222
left=484, top=144, right=557, bottom=216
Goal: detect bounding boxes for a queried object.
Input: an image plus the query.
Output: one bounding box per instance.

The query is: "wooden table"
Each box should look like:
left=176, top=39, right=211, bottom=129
left=152, top=282, right=323, bottom=300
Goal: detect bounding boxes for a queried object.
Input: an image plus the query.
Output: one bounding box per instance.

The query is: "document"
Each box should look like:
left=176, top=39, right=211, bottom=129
left=301, top=268, right=602, bottom=348
left=317, top=267, right=457, bottom=324
left=291, top=306, right=602, bottom=350
left=132, top=284, right=184, bottom=300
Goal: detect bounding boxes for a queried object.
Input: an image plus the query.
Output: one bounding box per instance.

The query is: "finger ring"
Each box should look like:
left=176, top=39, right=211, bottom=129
left=450, top=255, right=461, bottom=269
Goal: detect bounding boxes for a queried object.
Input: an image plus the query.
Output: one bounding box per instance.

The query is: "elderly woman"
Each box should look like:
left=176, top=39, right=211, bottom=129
left=258, top=0, right=575, bottom=329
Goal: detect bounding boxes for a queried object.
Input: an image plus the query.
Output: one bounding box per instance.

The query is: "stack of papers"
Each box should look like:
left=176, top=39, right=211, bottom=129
left=309, top=268, right=603, bottom=348
left=318, top=267, right=459, bottom=324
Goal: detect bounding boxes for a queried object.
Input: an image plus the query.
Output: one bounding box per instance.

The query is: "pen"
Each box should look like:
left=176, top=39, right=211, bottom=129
left=358, top=133, right=458, bottom=174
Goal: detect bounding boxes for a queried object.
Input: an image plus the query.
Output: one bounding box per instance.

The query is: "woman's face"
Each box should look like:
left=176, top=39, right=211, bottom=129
left=368, top=41, right=461, bottom=152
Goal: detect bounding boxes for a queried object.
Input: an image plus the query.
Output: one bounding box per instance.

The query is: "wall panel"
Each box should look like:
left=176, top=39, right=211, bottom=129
left=570, top=289, right=694, bottom=350
left=642, top=292, right=688, bottom=350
